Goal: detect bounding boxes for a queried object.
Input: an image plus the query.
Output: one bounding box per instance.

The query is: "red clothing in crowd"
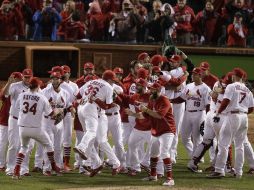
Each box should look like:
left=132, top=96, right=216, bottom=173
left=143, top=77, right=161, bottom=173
left=227, top=23, right=248, bottom=47
left=202, top=74, right=219, bottom=89
left=195, top=10, right=221, bottom=44
left=0, top=91, right=11, bottom=126
left=174, top=5, right=195, bottom=33
left=121, top=92, right=151, bottom=131
left=145, top=95, right=176, bottom=137
left=64, top=21, right=85, bottom=40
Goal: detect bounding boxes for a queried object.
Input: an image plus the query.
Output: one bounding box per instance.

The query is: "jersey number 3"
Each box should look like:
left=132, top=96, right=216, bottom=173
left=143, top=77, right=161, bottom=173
left=23, top=102, right=37, bottom=115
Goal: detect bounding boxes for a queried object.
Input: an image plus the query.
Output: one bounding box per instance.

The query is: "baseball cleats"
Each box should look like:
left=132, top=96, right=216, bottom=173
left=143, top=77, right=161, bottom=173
left=162, top=178, right=175, bottom=186
left=187, top=162, right=202, bottom=173
left=112, top=166, right=121, bottom=176
left=89, top=165, right=103, bottom=177
left=32, top=167, right=42, bottom=173
left=22, top=173, right=31, bottom=176
left=82, top=165, right=92, bottom=172
left=128, top=169, right=138, bottom=176
left=207, top=172, right=225, bottom=178
left=247, top=168, right=254, bottom=174
left=73, top=147, right=87, bottom=160
left=157, top=174, right=164, bottom=178
left=205, top=165, right=215, bottom=172
left=52, top=165, right=62, bottom=176
left=118, top=167, right=128, bottom=174
left=140, top=164, right=151, bottom=174
left=0, top=167, right=6, bottom=172
left=43, top=171, right=52, bottom=176
left=63, top=164, right=72, bottom=172
left=142, top=175, right=158, bottom=181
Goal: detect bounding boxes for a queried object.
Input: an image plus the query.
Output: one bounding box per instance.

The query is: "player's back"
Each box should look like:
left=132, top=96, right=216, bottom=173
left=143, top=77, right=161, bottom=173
left=16, top=91, right=52, bottom=128
left=81, top=79, right=113, bottom=104
left=224, top=82, right=254, bottom=113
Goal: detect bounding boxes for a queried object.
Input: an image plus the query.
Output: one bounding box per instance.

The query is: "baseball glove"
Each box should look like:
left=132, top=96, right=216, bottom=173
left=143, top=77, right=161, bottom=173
left=53, top=108, right=67, bottom=125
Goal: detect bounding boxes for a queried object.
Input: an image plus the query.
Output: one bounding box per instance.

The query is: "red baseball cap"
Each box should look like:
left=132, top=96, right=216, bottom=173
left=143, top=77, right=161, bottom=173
left=169, top=55, right=182, bottom=63
left=113, top=67, right=124, bottom=74
left=150, top=55, right=163, bottom=66
left=29, top=77, right=42, bottom=88
left=152, top=66, right=161, bottom=73
left=200, top=62, right=210, bottom=71
left=22, top=69, right=33, bottom=77
left=222, top=71, right=234, bottom=85
left=84, top=62, right=94, bottom=69
left=137, top=52, right=149, bottom=61
left=137, top=68, right=149, bottom=79
left=149, top=82, right=162, bottom=91
left=61, top=65, right=71, bottom=73
left=192, top=67, right=203, bottom=75
left=136, top=78, right=148, bottom=88
left=50, top=72, right=62, bottom=79
left=232, top=68, right=245, bottom=78
left=11, top=72, right=23, bottom=79
left=102, top=70, right=117, bottom=81
left=48, top=66, right=64, bottom=76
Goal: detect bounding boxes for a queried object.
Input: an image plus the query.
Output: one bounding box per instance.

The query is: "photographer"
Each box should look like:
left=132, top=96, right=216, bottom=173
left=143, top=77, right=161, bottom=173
left=32, top=0, right=62, bottom=41
left=112, top=0, right=142, bottom=43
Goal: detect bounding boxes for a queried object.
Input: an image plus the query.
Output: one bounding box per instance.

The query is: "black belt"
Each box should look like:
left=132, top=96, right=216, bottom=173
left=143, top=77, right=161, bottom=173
left=187, top=110, right=203, bottom=112
left=13, top=116, right=18, bottom=120
left=105, top=112, right=118, bottom=116
left=230, top=111, right=247, bottom=114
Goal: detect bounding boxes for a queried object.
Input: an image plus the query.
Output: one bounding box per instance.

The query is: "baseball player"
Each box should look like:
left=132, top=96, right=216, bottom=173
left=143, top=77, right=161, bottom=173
left=12, top=77, right=61, bottom=179
left=120, top=78, right=152, bottom=175
left=61, top=65, right=79, bottom=171
left=187, top=73, right=230, bottom=172
left=140, top=82, right=176, bottom=186
left=209, top=68, right=254, bottom=178
left=165, top=54, right=186, bottom=164
left=171, top=67, right=211, bottom=159
left=137, top=52, right=150, bottom=65
left=4, top=69, right=34, bottom=176
left=0, top=72, right=23, bottom=171
left=41, top=71, right=74, bottom=176
left=105, top=80, right=126, bottom=171
left=74, top=70, right=120, bottom=177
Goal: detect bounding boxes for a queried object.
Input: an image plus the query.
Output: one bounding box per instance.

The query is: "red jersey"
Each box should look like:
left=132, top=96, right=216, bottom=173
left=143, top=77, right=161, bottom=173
left=146, top=95, right=176, bottom=137
left=121, top=73, right=136, bottom=122
left=0, top=92, right=11, bottom=126
left=122, top=93, right=151, bottom=131
left=203, top=74, right=218, bottom=89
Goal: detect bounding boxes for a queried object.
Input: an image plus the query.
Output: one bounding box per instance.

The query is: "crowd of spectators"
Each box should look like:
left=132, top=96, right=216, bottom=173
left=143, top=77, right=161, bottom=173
left=0, top=0, right=253, bottom=47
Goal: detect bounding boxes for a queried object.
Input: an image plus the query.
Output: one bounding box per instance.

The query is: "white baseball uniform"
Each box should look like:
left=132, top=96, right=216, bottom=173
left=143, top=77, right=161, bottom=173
left=106, top=84, right=126, bottom=167
left=215, top=81, right=254, bottom=176
left=41, top=84, right=71, bottom=172
left=77, top=79, right=120, bottom=169
left=164, top=67, right=186, bottom=163
left=16, top=90, right=54, bottom=154
left=180, top=82, right=211, bottom=158
left=6, top=81, right=32, bottom=175
left=188, top=81, right=225, bottom=168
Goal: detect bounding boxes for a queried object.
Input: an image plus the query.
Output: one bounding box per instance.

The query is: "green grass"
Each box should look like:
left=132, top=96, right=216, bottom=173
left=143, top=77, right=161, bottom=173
left=189, top=55, right=254, bottom=80
left=1, top=140, right=254, bottom=190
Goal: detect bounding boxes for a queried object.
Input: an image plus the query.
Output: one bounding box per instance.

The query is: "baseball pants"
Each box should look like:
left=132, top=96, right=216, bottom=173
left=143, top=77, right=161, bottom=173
left=215, top=113, right=248, bottom=176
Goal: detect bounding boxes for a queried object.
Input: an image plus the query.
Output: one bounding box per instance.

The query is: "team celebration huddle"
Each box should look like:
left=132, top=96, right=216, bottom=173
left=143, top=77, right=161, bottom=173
left=0, top=50, right=253, bottom=187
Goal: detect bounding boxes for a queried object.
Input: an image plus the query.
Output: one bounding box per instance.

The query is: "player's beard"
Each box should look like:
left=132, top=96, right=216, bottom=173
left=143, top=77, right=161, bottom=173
left=151, top=92, right=159, bottom=99
left=136, top=86, right=144, bottom=94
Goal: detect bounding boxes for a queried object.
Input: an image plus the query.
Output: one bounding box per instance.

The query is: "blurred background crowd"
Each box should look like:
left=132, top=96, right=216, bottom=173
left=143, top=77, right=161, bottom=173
left=0, top=0, right=253, bottom=47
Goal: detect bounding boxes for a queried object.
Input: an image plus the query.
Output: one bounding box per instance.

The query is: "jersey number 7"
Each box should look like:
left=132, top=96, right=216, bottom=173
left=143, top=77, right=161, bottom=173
left=239, top=92, right=246, bottom=104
